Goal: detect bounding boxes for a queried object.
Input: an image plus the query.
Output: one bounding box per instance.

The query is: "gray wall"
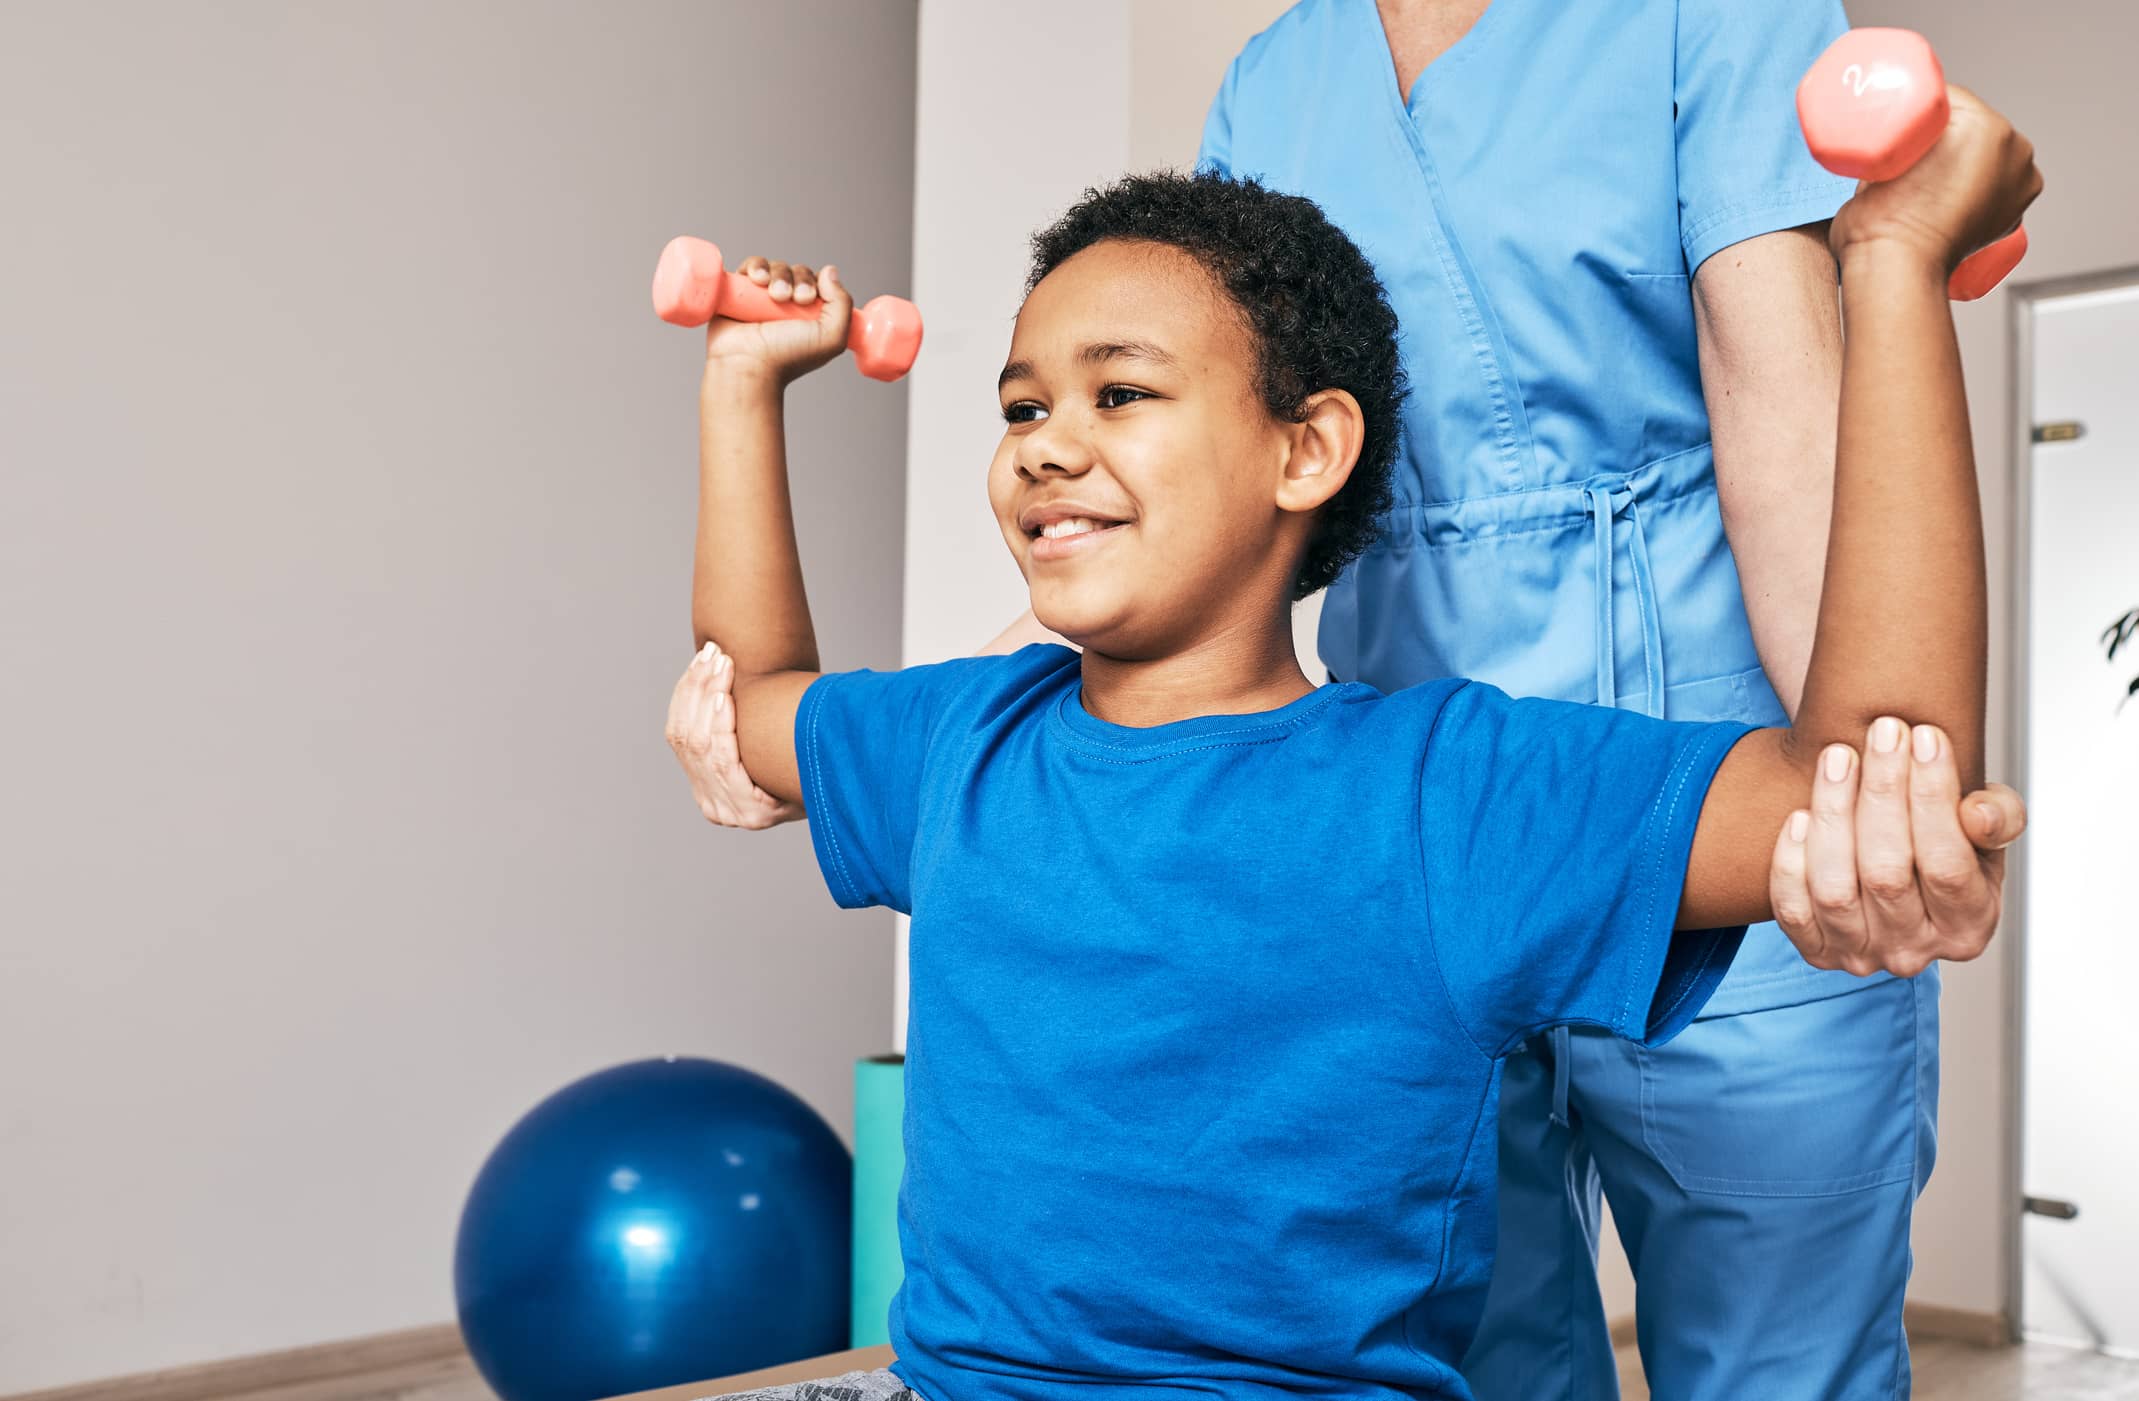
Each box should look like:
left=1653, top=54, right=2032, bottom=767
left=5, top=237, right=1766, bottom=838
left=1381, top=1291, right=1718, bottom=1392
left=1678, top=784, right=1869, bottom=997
left=0, top=2, right=914, bottom=1390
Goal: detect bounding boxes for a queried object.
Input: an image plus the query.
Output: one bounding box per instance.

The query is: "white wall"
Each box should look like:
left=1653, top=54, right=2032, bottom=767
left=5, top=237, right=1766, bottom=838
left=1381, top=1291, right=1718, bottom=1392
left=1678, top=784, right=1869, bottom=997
left=900, top=0, right=1130, bottom=673
left=896, top=0, right=1298, bottom=1047
left=900, top=0, right=1301, bottom=673
left=0, top=2, right=914, bottom=1391
left=1846, top=0, right=2139, bottom=1321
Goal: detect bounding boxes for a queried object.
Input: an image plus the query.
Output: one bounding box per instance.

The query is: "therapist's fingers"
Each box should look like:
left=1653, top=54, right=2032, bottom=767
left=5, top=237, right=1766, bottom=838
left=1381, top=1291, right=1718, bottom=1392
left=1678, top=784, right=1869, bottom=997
left=1853, top=717, right=1930, bottom=955
left=1805, top=743, right=1876, bottom=975
left=698, top=653, right=743, bottom=826
left=665, top=653, right=695, bottom=750
left=1769, top=810, right=1827, bottom=966
left=667, top=642, right=718, bottom=759
left=703, top=652, right=749, bottom=826
left=700, top=650, right=804, bottom=829
left=1961, top=782, right=2029, bottom=853
left=1907, top=727, right=2002, bottom=962
left=698, top=651, right=748, bottom=826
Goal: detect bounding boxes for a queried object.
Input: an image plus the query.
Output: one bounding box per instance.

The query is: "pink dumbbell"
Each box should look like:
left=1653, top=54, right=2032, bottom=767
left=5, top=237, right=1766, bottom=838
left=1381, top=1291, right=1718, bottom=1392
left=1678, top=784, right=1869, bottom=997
left=650, top=236, right=924, bottom=382
left=1796, top=28, right=2028, bottom=301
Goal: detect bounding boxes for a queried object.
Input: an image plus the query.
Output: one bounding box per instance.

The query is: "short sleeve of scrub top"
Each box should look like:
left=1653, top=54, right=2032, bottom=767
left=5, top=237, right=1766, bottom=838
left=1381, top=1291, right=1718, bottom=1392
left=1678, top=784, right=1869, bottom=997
left=1673, top=0, right=1863, bottom=273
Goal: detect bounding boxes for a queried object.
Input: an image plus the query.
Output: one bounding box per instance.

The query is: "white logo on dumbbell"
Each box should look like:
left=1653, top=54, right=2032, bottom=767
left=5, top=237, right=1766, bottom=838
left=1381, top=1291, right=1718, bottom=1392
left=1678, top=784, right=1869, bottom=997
left=1840, top=61, right=1908, bottom=100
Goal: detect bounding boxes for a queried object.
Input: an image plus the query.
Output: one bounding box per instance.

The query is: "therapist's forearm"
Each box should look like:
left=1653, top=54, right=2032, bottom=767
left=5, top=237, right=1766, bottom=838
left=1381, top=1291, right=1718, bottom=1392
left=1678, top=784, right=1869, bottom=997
left=1693, top=225, right=1844, bottom=719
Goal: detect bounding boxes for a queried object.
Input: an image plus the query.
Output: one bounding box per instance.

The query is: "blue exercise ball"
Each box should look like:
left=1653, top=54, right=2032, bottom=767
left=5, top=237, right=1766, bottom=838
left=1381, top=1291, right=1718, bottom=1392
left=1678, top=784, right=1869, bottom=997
left=454, top=1057, right=852, bottom=1401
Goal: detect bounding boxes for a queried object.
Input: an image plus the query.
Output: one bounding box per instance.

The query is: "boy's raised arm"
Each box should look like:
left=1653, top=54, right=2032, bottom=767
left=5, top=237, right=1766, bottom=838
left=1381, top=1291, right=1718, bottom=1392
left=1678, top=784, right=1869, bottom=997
left=674, top=257, right=861, bottom=806
left=1681, top=87, right=2041, bottom=950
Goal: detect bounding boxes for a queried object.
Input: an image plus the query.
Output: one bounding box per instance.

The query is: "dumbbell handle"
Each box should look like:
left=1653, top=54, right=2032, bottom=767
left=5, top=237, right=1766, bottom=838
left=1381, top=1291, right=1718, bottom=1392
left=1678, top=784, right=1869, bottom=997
left=694, top=266, right=865, bottom=338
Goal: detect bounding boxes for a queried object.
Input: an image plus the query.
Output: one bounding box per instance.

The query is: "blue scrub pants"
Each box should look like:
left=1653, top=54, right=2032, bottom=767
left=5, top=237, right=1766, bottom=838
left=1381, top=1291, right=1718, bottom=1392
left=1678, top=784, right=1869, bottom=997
left=1461, top=965, right=1941, bottom=1401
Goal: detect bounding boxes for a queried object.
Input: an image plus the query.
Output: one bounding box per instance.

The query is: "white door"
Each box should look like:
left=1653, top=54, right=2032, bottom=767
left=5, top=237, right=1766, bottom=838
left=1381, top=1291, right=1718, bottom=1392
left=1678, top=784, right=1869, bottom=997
left=2020, top=277, right=2139, bottom=1354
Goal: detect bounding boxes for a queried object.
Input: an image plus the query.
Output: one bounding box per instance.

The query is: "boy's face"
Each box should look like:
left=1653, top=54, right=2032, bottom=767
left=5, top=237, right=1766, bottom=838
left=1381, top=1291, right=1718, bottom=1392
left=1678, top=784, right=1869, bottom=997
left=989, top=241, right=1310, bottom=658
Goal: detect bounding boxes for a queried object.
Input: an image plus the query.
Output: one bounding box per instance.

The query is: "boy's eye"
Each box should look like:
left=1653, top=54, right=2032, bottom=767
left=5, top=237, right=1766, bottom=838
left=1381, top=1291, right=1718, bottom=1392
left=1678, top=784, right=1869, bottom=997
left=1001, top=386, right=1149, bottom=423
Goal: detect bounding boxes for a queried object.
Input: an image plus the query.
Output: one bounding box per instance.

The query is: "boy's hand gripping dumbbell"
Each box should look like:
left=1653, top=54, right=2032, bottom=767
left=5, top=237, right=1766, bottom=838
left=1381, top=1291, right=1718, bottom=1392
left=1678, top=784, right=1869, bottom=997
left=652, top=236, right=924, bottom=382
left=1798, top=28, right=2034, bottom=299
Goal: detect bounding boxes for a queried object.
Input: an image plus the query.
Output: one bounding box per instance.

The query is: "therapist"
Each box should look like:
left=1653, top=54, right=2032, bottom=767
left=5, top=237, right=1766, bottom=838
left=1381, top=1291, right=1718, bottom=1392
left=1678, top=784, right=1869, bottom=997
left=1197, top=2, right=1936, bottom=1398
left=678, top=2, right=2014, bottom=1395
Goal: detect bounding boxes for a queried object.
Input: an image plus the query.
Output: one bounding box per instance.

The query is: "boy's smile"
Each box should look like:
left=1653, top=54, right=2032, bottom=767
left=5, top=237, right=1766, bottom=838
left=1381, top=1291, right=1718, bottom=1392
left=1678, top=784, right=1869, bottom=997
left=1020, top=497, right=1133, bottom=561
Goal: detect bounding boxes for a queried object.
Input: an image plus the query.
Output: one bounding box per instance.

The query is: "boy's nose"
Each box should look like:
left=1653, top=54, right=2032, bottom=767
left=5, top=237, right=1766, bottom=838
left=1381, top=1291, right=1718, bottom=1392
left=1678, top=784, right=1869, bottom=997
left=1021, top=456, right=1089, bottom=480
left=1015, top=424, right=1094, bottom=480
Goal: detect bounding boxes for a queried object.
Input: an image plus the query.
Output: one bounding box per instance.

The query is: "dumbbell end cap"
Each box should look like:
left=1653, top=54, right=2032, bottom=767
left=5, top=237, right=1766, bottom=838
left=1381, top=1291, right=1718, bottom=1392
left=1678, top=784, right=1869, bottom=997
left=851, top=295, right=925, bottom=382
left=652, top=236, right=724, bottom=326
left=1797, top=28, right=1947, bottom=183
left=1950, top=225, right=2028, bottom=301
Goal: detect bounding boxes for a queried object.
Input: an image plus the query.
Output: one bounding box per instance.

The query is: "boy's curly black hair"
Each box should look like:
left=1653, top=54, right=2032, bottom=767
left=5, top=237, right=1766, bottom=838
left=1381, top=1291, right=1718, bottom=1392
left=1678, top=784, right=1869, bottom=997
left=1026, top=169, right=1407, bottom=601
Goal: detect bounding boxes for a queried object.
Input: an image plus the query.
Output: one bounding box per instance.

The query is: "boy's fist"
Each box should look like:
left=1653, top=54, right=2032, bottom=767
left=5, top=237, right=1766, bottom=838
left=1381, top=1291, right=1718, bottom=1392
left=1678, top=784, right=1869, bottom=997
left=1769, top=717, right=2026, bottom=978
left=1830, top=86, right=2043, bottom=277
left=703, top=256, right=854, bottom=386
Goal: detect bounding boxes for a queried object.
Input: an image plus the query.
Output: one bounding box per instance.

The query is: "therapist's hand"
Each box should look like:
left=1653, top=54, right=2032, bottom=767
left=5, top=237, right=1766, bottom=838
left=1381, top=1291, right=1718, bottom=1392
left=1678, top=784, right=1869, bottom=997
left=667, top=641, right=804, bottom=830
left=1768, top=717, right=2025, bottom=978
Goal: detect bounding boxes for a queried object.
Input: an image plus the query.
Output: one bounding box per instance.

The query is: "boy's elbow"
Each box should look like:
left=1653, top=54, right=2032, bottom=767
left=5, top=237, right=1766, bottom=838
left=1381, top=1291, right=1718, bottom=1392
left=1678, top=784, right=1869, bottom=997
left=1772, top=723, right=1828, bottom=787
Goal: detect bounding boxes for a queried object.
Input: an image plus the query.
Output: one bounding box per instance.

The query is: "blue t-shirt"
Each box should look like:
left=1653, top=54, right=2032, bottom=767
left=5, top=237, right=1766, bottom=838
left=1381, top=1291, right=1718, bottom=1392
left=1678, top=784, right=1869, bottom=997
left=797, top=646, right=1748, bottom=1401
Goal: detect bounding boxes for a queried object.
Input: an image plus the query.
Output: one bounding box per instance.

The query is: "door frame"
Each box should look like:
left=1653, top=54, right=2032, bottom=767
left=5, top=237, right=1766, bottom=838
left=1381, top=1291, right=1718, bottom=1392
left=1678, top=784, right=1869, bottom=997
left=2002, top=263, right=2139, bottom=1340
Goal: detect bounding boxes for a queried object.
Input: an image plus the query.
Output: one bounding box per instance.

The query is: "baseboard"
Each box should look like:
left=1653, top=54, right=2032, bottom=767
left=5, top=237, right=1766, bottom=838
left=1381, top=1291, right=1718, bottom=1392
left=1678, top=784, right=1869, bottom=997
left=1, top=1323, right=466, bottom=1401
left=1904, top=1301, right=2014, bottom=1348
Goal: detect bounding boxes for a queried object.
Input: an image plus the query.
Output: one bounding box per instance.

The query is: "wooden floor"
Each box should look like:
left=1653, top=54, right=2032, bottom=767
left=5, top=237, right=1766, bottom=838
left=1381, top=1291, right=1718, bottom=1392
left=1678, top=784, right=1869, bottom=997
left=234, top=1337, right=2139, bottom=1401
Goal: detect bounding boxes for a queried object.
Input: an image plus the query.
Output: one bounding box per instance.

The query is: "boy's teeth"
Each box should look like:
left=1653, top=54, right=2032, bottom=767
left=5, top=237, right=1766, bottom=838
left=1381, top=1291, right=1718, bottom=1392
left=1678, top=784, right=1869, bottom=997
left=1042, top=518, right=1102, bottom=539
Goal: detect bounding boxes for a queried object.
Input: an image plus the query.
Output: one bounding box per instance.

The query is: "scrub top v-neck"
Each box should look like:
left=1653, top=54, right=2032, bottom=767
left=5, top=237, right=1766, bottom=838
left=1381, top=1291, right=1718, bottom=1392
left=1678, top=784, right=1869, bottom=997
left=1200, top=0, right=1861, bottom=1012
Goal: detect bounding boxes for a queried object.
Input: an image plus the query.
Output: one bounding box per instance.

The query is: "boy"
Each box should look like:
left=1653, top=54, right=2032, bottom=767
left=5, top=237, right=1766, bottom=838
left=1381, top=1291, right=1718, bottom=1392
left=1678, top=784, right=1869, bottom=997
left=665, top=95, right=2037, bottom=1401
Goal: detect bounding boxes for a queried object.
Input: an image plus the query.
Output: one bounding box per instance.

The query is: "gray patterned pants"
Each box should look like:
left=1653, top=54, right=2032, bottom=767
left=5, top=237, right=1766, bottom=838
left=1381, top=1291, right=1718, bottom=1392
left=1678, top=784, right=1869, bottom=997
left=697, top=1368, right=922, bottom=1401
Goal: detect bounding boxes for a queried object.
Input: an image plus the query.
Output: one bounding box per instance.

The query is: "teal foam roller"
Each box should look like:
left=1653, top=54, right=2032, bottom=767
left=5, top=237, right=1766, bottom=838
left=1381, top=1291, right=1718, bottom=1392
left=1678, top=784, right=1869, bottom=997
left=851, top=1054, right=906, bottom=1347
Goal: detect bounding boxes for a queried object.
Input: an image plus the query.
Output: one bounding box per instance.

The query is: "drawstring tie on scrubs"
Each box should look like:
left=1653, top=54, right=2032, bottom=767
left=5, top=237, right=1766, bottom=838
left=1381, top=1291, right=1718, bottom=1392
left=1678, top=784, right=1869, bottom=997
left=1546, top=480, right=1669, bottom=1127
left=1584, top=480, right=1666, bottom=722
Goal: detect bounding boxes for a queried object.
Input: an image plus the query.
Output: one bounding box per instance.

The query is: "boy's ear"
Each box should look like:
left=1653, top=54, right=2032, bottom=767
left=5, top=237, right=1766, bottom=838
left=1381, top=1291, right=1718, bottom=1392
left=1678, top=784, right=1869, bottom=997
left=1274, top=388, right=1365, bottom=516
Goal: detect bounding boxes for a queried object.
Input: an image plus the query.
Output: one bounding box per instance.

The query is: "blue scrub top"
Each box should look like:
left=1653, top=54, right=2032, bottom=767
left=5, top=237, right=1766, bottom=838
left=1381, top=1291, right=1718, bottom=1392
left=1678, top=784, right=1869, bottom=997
left=1200, top=0, right=1860, bottom=1014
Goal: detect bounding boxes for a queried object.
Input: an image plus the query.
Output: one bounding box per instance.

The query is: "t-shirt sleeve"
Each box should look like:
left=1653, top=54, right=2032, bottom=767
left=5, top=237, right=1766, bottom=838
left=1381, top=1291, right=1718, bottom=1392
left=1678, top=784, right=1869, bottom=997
left=795, top=653, right=1046, bottom=915
left=1674, top=0, right=1859, bottom=274
left=1417, top=683, right=1752, bottom=1054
